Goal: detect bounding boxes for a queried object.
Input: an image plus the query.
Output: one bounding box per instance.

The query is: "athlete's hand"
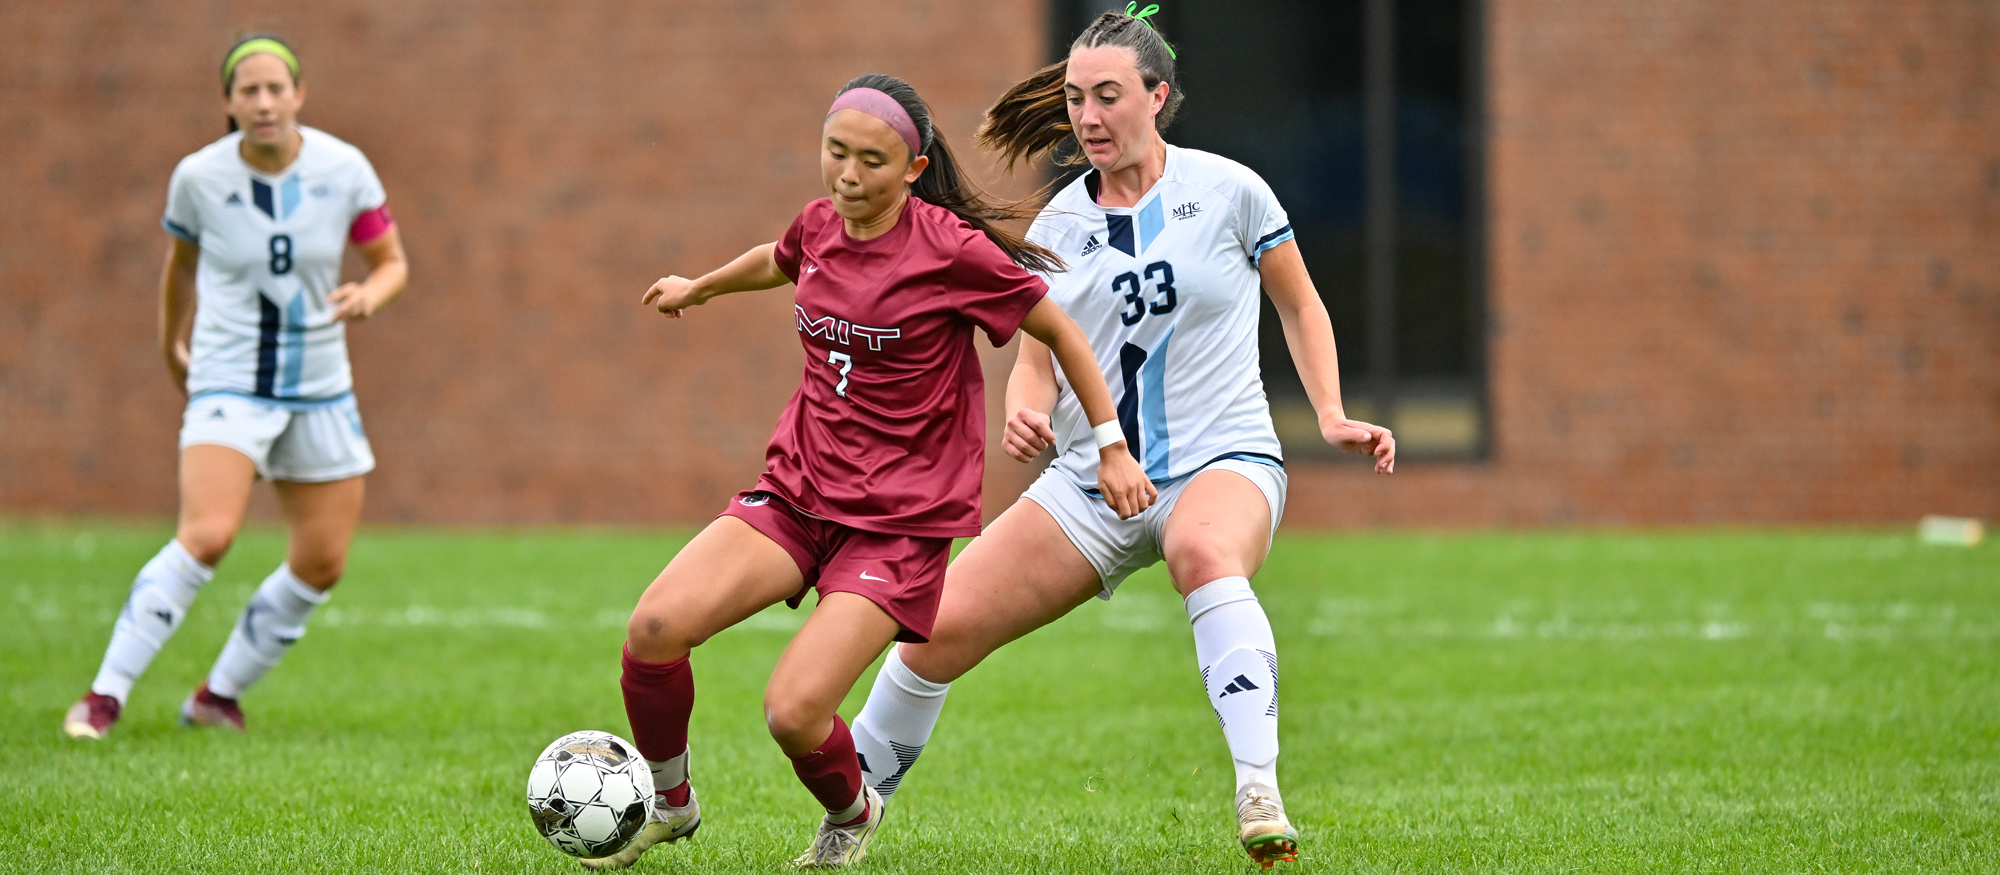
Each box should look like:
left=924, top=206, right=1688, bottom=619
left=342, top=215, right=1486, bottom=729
left=329, top=282, right=381, bottom=322
left=642, top=276, right=704, bottom=318
left=1001, top=407, right=1058, bottom=463
left=1323, top=416, right=1395, bottom=474
left=1095, top=443, right=1157, bottom=520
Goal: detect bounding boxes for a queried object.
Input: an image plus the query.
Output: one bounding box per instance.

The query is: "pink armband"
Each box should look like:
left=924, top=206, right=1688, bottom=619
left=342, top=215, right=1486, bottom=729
left=349, top=205, right=395, bottom=244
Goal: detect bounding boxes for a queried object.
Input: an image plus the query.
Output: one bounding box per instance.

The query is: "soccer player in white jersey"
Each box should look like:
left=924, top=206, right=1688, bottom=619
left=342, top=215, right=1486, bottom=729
left=63, top=35, right=409, bottom=739
left=849, top=7, right=1393, bottom=869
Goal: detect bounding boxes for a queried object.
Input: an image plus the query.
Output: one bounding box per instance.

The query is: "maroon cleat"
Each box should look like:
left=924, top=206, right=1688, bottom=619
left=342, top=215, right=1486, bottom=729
left=63, top=692, right=121, bottom=740
left=179, top=682, right=246, bottom=731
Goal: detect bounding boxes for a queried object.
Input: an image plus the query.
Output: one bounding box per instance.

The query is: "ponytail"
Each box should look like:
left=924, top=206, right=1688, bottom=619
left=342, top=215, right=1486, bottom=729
left=979, top=10, right=1184, bottom=173
left=977, top=61, right=1076, bottom=171
left=836, top=74, right=1065, bottom=274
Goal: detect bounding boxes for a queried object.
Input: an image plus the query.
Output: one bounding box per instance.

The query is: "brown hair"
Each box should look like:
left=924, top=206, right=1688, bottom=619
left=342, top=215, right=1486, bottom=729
left=220, top=33, right=300, bottom=133
left=837, top=74, right=1064, bottom=274
left=978, top=10, right=1183, bottom=170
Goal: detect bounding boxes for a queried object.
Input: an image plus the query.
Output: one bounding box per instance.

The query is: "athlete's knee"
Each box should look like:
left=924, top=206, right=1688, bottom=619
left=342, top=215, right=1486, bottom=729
left=286, top=554, right=344, bottom=589
left=625, top=607, right=703, bottom=661
left=762, top=691, right=830, bottom=752
left=174, top=525, right=236, bottom=568
left=1168, top=543, right=1248, bottom=595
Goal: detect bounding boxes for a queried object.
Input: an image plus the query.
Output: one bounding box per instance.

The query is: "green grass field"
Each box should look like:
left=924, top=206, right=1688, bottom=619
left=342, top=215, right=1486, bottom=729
left=2, top=522, right=1994, bottom=873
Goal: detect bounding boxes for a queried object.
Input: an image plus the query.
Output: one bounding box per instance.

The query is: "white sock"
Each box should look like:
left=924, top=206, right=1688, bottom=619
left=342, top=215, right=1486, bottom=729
left=649, top=749, right=689, bottom=794
left=851, top=645, right=950, bottom=801
left=90, top=540, right=214, bottom=704
left=1186, top=577, right=1281, bottom=794
left=206, top=565, right=328, bottom=699
left=829, top=787, right=868, bottom=824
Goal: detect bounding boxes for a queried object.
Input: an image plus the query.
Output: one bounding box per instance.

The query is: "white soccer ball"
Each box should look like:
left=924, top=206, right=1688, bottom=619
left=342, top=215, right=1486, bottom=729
left=526, top=730, right=654, bottom=858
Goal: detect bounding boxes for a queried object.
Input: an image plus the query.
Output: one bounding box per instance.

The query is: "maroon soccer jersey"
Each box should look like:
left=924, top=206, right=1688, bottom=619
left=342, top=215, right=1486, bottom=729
left=759, top=197, right=1048, bottom=538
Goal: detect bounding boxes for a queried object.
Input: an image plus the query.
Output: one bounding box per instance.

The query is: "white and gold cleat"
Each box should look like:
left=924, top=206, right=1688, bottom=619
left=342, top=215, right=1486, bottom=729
left=1236, top=783, right=1300, bottom=870
left=792, top=785, right=883, bottom=868
left=578, top=783, right=701, bottom=871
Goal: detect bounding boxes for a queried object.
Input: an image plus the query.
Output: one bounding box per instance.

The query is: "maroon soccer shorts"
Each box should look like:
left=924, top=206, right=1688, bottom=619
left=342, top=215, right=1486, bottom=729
left=719, top=490, right=951, bottom=643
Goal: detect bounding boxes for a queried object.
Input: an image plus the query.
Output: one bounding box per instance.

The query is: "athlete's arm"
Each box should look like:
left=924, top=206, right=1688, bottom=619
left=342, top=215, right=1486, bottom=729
left=643, top=243, right=790, bottom=319
left=1019, top=297, right=1157, bottom=518
left=329, top=226, right=410, bottom=322
left=999, top=335, right=1060, bottom=464
left=158, top=238, right=200, bottom=395
left=1260, top=239, right=1396, bottom=474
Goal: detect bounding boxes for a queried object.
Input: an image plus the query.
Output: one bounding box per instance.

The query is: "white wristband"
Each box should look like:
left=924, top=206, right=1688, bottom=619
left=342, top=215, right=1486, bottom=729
left=1092, top=421, right=1126, bottom=449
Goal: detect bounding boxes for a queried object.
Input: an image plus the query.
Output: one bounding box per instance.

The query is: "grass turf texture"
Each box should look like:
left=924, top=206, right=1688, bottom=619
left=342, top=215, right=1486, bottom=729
left=2, top=522, right=1994, bottom=873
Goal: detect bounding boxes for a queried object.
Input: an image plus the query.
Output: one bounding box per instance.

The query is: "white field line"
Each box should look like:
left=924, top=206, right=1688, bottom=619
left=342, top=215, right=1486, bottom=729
left=1307, top=598, right=1991, bottom=641
left=13, top=585, right=1994, bottom=641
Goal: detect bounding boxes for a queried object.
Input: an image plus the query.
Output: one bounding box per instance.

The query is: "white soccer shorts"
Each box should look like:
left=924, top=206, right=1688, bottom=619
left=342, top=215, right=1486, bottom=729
left=1022, top=456, right=1287, bottom=597
left=179, top=391, right=375, bottom=483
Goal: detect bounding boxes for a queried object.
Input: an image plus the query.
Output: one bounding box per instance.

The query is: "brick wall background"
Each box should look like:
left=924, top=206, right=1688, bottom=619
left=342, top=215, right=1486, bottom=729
left=2, top=0, right=1994, bottom=527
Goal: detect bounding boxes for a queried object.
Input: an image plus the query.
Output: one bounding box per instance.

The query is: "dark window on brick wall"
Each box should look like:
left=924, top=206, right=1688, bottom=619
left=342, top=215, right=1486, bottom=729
left=1049, top=1, right=1487, bottom=459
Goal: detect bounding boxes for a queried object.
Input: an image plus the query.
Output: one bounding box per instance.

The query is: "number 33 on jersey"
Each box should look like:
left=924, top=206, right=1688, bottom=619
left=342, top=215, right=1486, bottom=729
left=1029, top=145, right=1295, bottom=487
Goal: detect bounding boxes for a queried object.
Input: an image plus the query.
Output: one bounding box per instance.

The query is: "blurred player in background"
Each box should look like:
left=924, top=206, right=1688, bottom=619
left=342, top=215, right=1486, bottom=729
left=64, top=34, right=408, bottom=739
left=592, top=73, right=1151, bottom=871
left=848, top=8, right=1394, bottom=869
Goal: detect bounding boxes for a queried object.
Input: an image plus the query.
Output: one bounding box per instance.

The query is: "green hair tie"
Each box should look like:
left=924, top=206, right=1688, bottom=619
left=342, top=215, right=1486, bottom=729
left=1125, top=2, right=1178, bottom=59
left=222, top=38, right=300, bottom=87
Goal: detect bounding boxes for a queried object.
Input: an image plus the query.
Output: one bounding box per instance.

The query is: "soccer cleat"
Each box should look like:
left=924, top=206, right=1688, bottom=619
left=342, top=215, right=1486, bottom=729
left=578, top=782, right=702, bottom=871
left=1236, top=783, right=1299, bottom=870
left=178, top=683, right=246, bottom=732
left=791, top=785, right=883, bottom=868
left=63, top=693, right=121, bottom=740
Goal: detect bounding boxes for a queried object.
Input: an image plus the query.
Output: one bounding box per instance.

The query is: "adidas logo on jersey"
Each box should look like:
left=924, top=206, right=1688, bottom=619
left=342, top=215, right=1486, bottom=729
left=1172, top=201, right=1203, bottom=220
left=1217, top=674, right=1261, bottom=697
left=1080, top=235, right=1103, bottom=257
left=224, top=192, right=243, bottom=206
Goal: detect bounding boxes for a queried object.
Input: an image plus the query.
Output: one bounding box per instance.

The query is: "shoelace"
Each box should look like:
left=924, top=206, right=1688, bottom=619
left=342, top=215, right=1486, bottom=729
left=1240, top=791, right=1285, bottom=825
left=809, top=820, right=861, bottom=863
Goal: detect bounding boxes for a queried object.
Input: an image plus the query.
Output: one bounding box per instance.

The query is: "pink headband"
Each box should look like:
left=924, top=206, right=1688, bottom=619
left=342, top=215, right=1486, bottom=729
left=827, top=88, right=923, bottom=157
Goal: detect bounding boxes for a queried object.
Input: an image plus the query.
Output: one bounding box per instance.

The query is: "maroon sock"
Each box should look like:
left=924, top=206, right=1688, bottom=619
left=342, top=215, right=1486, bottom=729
left=788, top=715, right=866, bottom=822
left=620, top=645, right=694, bottom=765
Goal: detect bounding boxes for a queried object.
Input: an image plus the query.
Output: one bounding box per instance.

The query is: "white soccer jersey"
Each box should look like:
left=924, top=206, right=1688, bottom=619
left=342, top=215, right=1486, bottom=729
left=1030, top=145, right=1295, bottom=488
left=163, top=126, right=387, bottom=401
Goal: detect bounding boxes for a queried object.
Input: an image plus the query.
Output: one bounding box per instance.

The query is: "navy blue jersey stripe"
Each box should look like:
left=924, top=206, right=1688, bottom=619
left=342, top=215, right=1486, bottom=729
left=251, top=180, right=276, bottom=219
left=1255, top=224, right=1294, bottom=250
left=1116, top=342, right=1147, bottom=465
left=254, top=293, right=281, bottom=397
left=1106, top=214, right=1136, bottom=257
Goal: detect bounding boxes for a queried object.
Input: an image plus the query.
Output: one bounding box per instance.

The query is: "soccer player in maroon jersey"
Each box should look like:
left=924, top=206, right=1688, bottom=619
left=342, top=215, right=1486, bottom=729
left=581, top=74, right=1152, bottom=870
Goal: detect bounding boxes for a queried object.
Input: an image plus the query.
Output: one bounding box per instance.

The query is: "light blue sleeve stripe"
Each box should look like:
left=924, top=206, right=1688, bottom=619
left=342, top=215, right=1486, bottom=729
left=1251, top=227, right=1295, bottom=264
left=161, top=218, right=198, bottom=243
